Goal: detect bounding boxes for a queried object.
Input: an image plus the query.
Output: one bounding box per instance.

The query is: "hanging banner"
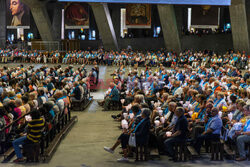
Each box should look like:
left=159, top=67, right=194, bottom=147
left=126, top=4, right=151, bottom=29
left=65, top=2, right=89, bottom=29
left=191, top=6, right=219, bottom=29
left=6, top=0, right=30, bottom=29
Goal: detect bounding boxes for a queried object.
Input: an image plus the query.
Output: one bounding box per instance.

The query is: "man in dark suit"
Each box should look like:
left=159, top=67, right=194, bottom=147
left=164, top=107, right=188, bottom=158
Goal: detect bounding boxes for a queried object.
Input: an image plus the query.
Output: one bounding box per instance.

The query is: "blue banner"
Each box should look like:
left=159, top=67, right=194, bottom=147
left=58, top=0, right=231, bottom=6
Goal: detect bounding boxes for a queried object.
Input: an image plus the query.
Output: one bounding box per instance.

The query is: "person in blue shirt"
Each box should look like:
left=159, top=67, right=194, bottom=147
left=0, top=82, right=3, bottom=97
left=231, top=67, right=238, bottom=77
left=145, top=82, right=158, bottom=104
left=99, top=82, right=120, bottom=111
left=177, top=71, right=185, bottom=82
left=162, top=71, right=169, bottom=85
left=193, top=107, right=222, bottom=154
left=190, top=103, right=214, bottom=140
left=62, top=52, right=69, bottom=64
left=235, top=105, right=250, bottom=161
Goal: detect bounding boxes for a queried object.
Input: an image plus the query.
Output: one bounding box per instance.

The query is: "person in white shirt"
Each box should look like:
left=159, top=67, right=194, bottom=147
left=172, top=81, right=183, bottom=99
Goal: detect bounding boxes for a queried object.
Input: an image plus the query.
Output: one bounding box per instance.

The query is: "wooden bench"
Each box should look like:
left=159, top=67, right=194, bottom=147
left=174, top=142, right=188, bottom=161
left=23, top=142, right=40, bottom=162
left=224, top=143, right=235, bottom=160
left=2, top=148, right=14, bottom=161
left=210, top=141, right=224, bottom=161
left=149, top=148, right=160, bottom=159
left=109, top=101, right=122, bottom=110
left=71, top=96, right=93, bottom=111
left=187, top=146, right=199, bottom=160
left=71, top=98, right=85, bottom=111
left=246, top=142, right=250, bottom=161
left=135, top=145, right=149, bottom=161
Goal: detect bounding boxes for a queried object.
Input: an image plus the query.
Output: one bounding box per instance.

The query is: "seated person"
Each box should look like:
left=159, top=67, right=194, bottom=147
left=189, top=103, right=213, bottom=140
left=157, top=93, right=169, bottom=108
left=155, top=102, right=177, bottom=153
left=214, top=92, right=227, bottom=110
left=232, top=100, right=246, bottom=123
left=37, top=89, right=47, bottom=107
left=164, top=107, right=188, bottom=158
left=114, top=77, right=122, bottom=90
left=193, top=107, right=222, bottom=154
left=12, top=111, right=45, bottom=163
left=144, top=82, right=158, bottom=103
left=135, top=108, right=151, bottom=148
left=70, top=81, right=82, bottom=101
left=172, top=81, right=183, bottom=100
left=125, top=87, right=140, bottom=105
left=0, top=107, right=7, bottom=153
left=104, top=108, right=150, bottom=162
left=54, top=91, right=65, bottom=113
left=235, top=105, right=250, bottom=161
left=98, top=82, right=120, bottom=110
left=103, top=104, right=142, bottom=159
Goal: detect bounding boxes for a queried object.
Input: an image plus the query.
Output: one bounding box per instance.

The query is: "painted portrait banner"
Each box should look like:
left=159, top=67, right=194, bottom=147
left=64, top=2, right=89, bottom=29
left=6, top=0, right=30, bottom=29
left=191, top=6, right=219, bottom=29
left=126, top=4, right=151, bottom=29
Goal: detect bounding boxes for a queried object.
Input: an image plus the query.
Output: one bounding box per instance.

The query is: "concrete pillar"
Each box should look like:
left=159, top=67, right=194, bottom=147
left=157, top=4, right=181, bottom=53
left=244, top=0, right=250, bottom=48
left=229, top=0, right=250, bottom=52
left=109, top=4, right=121, bottom=40
left=0, top=0, right=6, bottom=48
left=22, top=0, right=55, bottom=42
left=174, top=6, right=184, bottom=38
left=52, top=3, right=63, bottom=41
left=90, top=3, right=118, bottom=50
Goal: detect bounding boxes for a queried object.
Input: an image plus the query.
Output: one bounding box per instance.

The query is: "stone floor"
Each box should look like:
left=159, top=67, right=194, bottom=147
left=0, top=63, right=249, bottom=167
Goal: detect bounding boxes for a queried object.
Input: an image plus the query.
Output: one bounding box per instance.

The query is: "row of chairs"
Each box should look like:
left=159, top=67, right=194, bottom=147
left=0, top=107, right=75, bottom=163
left=23, top=109, right=73, bottom=162
left=135, top=139, right=250, bottom=162
left=170, top=140, right=250, bottom=162
left=71, top=85, right=92, bottom=111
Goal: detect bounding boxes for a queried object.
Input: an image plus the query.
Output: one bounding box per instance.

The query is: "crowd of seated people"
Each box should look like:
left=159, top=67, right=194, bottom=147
left=0, top=48, right=249, bottom=69
left=0, top=64, right=94, bottom=163
left=102, top=63, right=250, bottom=162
